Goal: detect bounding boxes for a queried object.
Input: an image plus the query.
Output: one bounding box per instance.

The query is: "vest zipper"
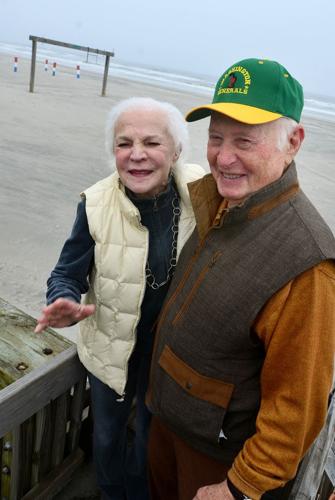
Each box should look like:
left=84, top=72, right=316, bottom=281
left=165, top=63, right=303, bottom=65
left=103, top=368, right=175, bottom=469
left=116, top=392, right=126, bottom=402
left=156, top=206, right=230, bottom=335
left=172, top=250, right=223, bottom=326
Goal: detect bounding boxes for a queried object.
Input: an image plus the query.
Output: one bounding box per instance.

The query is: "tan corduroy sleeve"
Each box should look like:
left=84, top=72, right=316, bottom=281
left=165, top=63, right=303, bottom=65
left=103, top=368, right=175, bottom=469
left=227, top=260, right=335, bottom=499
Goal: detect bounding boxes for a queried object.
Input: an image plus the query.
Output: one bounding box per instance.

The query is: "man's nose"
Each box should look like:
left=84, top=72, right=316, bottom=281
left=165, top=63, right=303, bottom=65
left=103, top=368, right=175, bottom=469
left=216, top=144, right=236, bottom=166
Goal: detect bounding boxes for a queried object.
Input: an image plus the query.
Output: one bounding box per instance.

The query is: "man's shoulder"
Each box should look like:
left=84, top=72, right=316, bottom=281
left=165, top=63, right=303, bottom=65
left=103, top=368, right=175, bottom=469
left=292, top=190, right=335, bottom=255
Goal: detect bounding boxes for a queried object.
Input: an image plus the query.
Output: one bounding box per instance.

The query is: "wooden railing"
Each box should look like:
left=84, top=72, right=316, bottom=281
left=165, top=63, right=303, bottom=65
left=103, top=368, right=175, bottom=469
left=289, top=390, right=335, bottom=499
left=0, top=299, right=88, bottom=499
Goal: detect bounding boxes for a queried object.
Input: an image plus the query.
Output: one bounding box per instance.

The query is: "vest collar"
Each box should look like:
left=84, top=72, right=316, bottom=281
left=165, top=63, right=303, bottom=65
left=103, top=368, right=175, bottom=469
left=188, top=162, right=300, bottom=240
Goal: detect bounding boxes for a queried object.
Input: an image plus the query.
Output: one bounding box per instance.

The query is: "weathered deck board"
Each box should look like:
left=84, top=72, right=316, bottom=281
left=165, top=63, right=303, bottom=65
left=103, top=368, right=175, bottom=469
left=0, top=298, right=72, bottom=389
left=0, top=345, right=86, bottom=439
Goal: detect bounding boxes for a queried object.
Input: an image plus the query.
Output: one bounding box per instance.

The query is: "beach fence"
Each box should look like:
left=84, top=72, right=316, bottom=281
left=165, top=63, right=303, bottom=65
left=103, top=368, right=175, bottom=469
left=28, top=35, right=114, bottom=96
left=0, top=297, right=89, bottom=499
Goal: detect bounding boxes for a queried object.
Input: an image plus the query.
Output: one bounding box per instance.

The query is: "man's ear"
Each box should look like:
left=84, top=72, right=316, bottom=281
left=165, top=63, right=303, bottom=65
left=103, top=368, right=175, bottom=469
left=289, top=125, right=305, bottom=155
left=284, top=125, right=304, bottom=167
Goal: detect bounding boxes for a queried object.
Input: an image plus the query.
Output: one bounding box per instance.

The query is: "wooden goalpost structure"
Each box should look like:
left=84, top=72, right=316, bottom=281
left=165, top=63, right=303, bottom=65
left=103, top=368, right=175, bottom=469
left=28, top=35, right=115, bottom=96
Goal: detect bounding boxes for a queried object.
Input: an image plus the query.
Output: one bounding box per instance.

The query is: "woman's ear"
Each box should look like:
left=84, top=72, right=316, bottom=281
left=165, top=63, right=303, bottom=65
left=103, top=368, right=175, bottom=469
left=173, top=146, right=181, bottom=162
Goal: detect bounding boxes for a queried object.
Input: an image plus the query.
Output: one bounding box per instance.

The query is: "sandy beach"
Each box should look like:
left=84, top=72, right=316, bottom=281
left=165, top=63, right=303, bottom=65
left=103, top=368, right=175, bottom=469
left=0, top=51, right=334, bottom=341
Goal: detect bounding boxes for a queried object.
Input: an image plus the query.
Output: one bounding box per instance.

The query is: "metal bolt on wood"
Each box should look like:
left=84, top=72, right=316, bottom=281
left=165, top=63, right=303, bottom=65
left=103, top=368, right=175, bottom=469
left=16, top=362, right=28, bottom=371
left=3, top=442, right=12, bottom=451
left=2, top=465, right=10, bottom=475
left=43, top=347, right=53, bottom=355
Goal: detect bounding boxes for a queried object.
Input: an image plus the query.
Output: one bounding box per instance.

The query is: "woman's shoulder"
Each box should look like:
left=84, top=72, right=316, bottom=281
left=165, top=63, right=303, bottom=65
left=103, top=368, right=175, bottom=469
left=81, top=172, right=119, bottom=200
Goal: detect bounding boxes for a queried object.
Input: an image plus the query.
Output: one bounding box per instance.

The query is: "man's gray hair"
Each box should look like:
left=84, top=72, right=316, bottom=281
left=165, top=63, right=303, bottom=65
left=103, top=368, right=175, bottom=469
left=275, top=117, right=299, bottom=151
left=105, top=97, right=189, bottom=169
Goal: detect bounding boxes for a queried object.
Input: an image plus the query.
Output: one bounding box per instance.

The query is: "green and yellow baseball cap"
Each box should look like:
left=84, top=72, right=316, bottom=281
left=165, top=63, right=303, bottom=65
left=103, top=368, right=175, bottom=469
left=186, top=58, right=304, bottom=124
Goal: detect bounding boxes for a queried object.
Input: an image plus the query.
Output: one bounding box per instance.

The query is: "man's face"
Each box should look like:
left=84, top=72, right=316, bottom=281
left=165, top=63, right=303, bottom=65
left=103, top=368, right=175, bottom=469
left=207, top=113, right=290, bottom=206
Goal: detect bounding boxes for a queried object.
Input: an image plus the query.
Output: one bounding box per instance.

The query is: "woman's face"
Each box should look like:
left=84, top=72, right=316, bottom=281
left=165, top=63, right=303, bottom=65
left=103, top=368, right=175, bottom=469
left=113, top=108, right=178, bottom=197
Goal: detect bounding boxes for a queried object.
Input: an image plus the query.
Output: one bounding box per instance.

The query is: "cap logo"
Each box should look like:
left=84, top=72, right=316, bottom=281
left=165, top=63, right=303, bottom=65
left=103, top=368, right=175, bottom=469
left=228, top=73, right=237, bottom=88
left=217, top=66, right=251, bottom=95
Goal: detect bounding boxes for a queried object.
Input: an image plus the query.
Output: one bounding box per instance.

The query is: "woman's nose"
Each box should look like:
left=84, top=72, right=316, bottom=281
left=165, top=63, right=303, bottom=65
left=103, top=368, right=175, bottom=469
left=130, top=143, right=146, bottom=160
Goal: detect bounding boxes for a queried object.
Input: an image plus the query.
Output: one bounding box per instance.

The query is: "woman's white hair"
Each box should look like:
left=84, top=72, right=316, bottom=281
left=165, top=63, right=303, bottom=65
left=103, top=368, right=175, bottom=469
left=105, top=97, right=189, bottom=170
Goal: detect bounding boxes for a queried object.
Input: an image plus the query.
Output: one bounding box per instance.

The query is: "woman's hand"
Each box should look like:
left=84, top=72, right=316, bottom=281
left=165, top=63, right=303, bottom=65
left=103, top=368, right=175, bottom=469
left=34, top=297, right=95, bottom=333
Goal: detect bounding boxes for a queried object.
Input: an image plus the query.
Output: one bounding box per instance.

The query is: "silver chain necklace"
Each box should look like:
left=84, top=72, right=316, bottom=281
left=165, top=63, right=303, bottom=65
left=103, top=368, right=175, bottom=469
left=145, top=194, right=181, bottom=290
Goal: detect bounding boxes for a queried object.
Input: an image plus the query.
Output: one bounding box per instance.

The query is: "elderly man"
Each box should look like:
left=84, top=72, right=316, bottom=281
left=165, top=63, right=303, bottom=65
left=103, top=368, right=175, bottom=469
left=147, top=58, right=335, bottom=500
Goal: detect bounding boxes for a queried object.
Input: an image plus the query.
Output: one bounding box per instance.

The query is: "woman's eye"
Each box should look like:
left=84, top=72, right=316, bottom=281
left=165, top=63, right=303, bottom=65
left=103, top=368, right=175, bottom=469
left=117, top=143, right=130, bottom=148
left=147, top=141, right=160, bottom=147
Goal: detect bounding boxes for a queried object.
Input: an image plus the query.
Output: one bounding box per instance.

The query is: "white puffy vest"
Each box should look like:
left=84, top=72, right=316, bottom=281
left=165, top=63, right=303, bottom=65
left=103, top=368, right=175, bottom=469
left=77, top=163, right=204, bottom=395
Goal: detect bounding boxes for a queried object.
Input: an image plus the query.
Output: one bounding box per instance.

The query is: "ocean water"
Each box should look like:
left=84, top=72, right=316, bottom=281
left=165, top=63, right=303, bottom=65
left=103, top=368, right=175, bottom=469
left=1, top=40, right=335, bottom=121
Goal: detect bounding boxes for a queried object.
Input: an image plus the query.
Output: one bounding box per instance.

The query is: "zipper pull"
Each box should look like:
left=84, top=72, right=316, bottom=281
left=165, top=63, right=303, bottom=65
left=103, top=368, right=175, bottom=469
left=116, top=392, right=126, bottom=402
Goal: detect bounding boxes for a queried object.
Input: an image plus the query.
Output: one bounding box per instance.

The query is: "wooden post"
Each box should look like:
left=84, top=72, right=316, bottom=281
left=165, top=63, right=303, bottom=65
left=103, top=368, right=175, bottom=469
left=29, top=38, right=37, bottom=93
left=67, top=378, right=86, bottom=453
left=30, top=408, right=47, bottom=486
left=102, top=54, right=110, bottom=97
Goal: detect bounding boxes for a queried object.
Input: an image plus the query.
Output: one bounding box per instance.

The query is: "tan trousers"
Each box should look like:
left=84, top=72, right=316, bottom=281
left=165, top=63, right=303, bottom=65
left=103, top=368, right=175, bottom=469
left=148, top=416, right=296, bottom=500
left=148, top=416, right=230, bottom=500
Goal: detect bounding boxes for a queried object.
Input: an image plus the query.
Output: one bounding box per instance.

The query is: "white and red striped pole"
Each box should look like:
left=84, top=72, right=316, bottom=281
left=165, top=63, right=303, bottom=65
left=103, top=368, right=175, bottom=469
left=44, top=59, right=48, bottom=71
left=52, top=62, right=56, bottom=76
left=76, top=64, right=80, bottom=79
left=13, top=56, right=18, bottom=72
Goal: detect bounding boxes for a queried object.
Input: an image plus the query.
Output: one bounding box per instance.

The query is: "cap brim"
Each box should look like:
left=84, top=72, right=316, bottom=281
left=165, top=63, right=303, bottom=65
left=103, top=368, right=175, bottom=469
left=185, top=103, right=283, bottom=124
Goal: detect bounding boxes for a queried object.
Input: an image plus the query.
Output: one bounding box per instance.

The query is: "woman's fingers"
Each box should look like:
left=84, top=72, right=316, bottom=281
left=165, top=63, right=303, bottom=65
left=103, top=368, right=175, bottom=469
left=75, top=304, right=96, bottom=321
left=34, top=300, right=95, bottom=333
left=34, top=315, right=49, bottom=333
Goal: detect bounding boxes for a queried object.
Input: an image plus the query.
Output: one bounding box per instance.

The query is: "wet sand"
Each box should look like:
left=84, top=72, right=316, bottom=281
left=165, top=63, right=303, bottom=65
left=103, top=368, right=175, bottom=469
left=0, top=52, right=334, bottom=341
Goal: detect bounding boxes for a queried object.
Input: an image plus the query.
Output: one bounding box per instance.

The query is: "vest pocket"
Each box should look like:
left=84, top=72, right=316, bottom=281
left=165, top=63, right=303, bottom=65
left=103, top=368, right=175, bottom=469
left=158, top=345, right=234, bottom=445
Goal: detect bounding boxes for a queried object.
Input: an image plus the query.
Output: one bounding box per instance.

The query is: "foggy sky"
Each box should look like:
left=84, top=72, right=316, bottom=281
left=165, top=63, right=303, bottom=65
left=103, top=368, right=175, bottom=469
left=1, top=0, right=334, bottom=97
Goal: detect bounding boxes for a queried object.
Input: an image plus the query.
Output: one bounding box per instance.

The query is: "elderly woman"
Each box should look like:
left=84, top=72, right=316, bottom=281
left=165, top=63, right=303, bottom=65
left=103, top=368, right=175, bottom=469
left=35, top=97, right=204, bottom=500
